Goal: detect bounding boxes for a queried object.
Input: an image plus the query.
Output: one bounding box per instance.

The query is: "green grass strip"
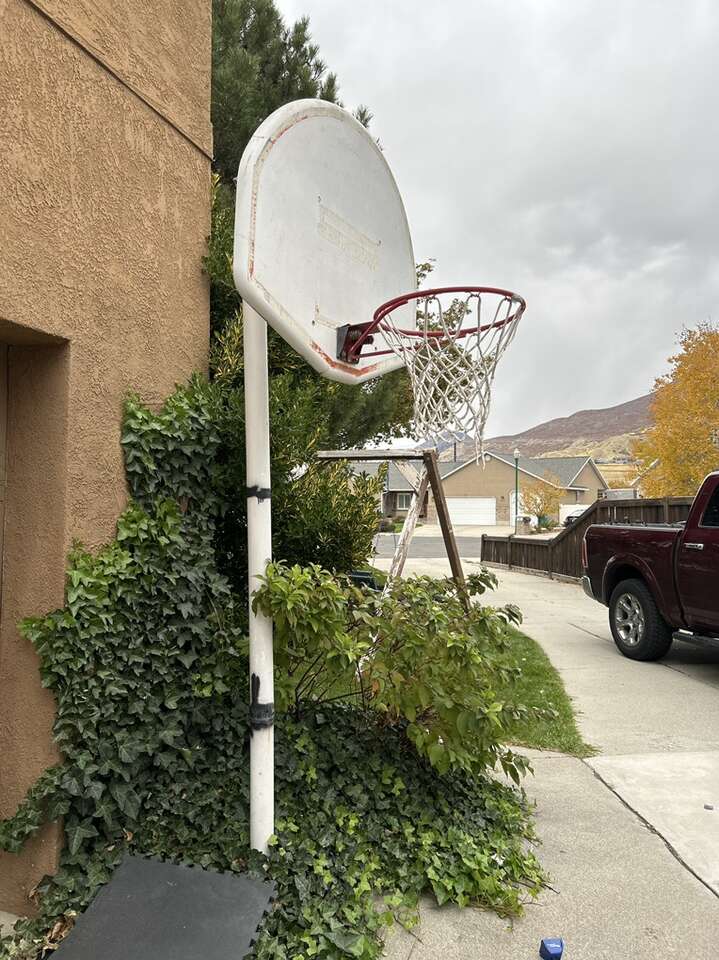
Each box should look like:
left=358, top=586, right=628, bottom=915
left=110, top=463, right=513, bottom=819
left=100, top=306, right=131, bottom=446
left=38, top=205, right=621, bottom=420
left=500, top=628, right=596, bottom=758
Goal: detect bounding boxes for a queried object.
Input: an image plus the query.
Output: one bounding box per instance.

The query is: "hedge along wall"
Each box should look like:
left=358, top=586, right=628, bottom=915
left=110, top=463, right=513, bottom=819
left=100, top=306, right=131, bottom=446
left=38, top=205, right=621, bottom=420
left=0, top=380, right=249, bottom=949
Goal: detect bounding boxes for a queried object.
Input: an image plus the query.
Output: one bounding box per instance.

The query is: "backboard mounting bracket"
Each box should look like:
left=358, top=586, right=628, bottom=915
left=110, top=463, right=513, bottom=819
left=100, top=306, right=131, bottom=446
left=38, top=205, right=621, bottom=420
left=336, top=324, right=372, bottom=364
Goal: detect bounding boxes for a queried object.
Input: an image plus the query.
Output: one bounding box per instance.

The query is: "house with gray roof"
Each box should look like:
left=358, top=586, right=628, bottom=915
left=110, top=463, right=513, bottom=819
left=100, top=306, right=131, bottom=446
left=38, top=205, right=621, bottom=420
left=349, top=451, right=608, bottom=525
left=349, top=459, right=459, bottom=519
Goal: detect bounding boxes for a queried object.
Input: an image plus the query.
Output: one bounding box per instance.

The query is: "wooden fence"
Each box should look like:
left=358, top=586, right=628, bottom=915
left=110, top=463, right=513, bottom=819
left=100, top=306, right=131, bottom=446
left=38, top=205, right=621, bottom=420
left=480, top=496, right=694, bottom=581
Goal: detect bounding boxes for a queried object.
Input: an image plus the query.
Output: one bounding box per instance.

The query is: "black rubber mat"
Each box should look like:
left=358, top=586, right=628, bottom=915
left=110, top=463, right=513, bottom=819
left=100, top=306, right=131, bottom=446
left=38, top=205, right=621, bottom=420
left=54, top=855, right=274, bottom=960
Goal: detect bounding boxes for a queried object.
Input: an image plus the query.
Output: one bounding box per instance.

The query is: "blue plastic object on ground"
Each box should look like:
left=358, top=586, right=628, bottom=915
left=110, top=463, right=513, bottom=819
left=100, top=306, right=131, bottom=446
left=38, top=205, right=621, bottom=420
left=539, top=938, right=564, bottom=959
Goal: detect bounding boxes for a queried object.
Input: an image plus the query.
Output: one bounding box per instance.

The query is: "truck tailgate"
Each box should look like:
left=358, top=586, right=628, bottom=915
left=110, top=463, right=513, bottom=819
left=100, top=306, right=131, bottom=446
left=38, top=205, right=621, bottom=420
left=585, top=523, right=681, bottom=625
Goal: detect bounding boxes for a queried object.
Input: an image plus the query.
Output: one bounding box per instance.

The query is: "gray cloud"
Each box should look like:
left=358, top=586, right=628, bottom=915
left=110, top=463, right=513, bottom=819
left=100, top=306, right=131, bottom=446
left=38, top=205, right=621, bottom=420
left=278, top=0, right=719, bottom=434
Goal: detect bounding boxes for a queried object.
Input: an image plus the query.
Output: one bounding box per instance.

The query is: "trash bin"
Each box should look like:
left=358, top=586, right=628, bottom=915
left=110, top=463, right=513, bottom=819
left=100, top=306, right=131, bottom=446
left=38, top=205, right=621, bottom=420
left=518, top=515, right=532, bottom=535
left=348, top=570, right=379, bottom=591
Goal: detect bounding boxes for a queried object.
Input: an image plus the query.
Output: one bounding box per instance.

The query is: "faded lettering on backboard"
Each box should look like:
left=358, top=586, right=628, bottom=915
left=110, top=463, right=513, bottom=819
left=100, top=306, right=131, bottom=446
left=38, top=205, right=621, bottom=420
left=317, top=203, right=379, bottom=271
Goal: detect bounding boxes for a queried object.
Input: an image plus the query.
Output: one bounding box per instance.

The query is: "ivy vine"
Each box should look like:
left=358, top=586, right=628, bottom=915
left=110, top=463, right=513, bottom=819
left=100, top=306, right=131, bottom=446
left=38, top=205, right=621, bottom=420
left=0, top=382, right=544, bottom=960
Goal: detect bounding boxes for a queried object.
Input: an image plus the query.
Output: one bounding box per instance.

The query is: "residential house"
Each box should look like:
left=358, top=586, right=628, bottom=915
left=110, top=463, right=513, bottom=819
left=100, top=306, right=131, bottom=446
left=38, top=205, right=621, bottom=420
left=350, top=452, right=608, bottom=526
left=428, top=452, right=608, bottom=524
left=351, top=459, right=459, bottom=519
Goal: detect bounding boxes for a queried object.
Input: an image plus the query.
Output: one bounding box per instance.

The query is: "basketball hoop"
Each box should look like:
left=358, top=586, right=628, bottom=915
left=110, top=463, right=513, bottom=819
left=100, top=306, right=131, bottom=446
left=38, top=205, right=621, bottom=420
left=233, top=98, right=528, bottom=855
left=339, top=286, right=526, bottom=459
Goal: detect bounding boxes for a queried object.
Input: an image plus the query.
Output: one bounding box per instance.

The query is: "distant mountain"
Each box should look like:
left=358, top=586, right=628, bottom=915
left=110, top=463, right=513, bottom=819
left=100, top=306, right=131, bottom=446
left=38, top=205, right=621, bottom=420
left=482, top=393, right=653, bottom=460
left=419, top=393, right=653, bottom=463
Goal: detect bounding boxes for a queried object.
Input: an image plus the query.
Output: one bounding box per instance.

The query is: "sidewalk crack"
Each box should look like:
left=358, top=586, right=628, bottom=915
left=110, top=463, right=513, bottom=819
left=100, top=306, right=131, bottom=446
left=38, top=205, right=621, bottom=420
left=583, top=759, right=719, bottom=901
left=566, top=621, right=611, bottom=643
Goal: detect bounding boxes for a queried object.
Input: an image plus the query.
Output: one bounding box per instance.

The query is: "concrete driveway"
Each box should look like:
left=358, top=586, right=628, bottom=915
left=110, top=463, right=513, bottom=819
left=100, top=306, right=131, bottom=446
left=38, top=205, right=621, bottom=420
left=411, top=524, right=515, bottom=538
left=380, top=560, right=719, bottom=959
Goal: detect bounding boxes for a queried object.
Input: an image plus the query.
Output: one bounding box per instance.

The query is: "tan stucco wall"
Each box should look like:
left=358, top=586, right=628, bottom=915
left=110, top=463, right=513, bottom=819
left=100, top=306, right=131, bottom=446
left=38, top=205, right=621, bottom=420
left=32, top=0, right=212, bottom=153
left=572, top=462, right=607, bottom=505
left=0, top=0, right=211, bottom=913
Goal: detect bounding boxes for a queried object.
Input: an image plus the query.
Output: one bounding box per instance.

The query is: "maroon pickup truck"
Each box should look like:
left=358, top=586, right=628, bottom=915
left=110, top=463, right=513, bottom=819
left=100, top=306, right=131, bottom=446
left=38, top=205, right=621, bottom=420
left=582, top=472, right=719, bottom=661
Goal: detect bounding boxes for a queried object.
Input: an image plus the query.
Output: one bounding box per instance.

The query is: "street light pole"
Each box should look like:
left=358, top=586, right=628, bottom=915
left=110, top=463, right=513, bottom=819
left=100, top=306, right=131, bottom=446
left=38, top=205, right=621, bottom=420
left=514, top=447, right=520, bottom=534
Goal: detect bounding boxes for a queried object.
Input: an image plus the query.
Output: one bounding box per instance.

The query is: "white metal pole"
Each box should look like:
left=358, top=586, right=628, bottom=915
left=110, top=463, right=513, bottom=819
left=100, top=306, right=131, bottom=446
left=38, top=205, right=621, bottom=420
left=243, top=303, right=275, bottom=854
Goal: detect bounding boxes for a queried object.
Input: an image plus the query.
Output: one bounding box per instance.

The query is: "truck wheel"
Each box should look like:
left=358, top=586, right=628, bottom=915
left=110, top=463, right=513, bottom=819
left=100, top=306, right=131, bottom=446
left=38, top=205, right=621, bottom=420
left=609, top=579, right=673, bottom=661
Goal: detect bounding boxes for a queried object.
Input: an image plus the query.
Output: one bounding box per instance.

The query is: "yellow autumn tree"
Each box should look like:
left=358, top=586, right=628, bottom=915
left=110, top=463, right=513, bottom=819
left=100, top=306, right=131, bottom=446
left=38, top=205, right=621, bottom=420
left=634, top=323, right=719, bottom=496
left=519, top=472, right=564, bottom=522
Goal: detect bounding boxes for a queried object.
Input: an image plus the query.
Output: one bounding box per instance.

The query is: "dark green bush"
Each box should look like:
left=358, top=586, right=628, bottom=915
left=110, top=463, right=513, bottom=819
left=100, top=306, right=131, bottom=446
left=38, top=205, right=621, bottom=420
left=0, top=382, right=244, bottom=956
left=257, top=707, right=544, bottom=958
left=210, top=318, right=386, bottom=600
left=1, top=701, right=544, bottom=960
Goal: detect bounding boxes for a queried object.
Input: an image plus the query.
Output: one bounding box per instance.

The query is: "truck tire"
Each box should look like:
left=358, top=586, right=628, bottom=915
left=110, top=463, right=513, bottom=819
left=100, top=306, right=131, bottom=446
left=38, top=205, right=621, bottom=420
left=609, top=579, right=673, bottom=661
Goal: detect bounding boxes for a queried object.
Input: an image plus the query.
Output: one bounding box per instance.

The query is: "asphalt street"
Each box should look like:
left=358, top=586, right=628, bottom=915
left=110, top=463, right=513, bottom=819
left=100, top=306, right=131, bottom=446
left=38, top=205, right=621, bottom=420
left=373, top=534, right=483, bottom=558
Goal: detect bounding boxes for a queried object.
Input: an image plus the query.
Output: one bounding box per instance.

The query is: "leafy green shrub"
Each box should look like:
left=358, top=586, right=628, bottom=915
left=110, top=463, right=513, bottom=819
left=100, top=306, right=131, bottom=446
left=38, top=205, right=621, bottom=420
left=257, top=707, right=544, bottom=958
left=255, top=563, right=534, bottom=781
left=0, top=382, right=244, bottom=955
left=273, top=462, right=381, bottom=571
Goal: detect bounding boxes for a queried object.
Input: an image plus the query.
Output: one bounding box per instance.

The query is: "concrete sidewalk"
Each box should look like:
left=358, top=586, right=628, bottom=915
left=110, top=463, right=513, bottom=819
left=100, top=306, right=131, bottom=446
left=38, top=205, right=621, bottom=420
left=379, top=560, right=719, bottom=958
left=385, top=753, right=719, bottom=960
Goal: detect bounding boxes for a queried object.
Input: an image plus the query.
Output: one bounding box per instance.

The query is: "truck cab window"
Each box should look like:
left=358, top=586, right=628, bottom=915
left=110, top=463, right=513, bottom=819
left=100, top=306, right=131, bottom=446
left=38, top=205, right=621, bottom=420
left=701, top=486, right=719, bottom=527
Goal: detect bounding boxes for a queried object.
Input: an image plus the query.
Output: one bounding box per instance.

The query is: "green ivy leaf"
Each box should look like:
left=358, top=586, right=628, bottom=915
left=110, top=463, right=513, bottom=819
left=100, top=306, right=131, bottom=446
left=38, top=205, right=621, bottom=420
left=66, top=821, right=99, bottom=856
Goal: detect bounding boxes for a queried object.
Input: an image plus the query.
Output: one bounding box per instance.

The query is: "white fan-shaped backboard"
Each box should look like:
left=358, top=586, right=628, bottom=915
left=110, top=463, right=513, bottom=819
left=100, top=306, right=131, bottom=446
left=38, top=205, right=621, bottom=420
left=233, top=100, right=416, bottom=384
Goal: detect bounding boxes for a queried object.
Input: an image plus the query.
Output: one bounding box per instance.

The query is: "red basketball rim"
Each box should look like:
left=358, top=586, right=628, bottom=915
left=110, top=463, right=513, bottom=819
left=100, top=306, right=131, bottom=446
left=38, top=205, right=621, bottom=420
left=345, top=285, right=526, bottom=362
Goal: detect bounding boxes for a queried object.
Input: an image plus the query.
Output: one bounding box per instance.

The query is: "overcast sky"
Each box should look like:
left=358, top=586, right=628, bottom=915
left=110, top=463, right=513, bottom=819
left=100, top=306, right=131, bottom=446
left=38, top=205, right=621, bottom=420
left=278, top=0, right=719, bottom=436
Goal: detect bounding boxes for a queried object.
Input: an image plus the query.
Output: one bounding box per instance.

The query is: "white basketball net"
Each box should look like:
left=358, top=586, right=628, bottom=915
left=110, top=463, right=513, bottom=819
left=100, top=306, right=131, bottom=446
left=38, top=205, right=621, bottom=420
left=380, top=289, right=525, bottom=461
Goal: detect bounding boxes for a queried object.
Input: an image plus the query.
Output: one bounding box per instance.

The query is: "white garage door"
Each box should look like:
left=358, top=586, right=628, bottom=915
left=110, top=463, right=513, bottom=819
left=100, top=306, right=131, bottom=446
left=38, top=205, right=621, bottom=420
left=446, top=497, right=496, bottom=525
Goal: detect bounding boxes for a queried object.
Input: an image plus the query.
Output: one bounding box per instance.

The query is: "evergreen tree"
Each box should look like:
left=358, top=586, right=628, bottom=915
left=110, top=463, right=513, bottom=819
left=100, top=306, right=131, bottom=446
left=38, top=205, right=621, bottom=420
left=208, top=0, right=414, bottom=447
left=212, top=0, right=341, bottom=185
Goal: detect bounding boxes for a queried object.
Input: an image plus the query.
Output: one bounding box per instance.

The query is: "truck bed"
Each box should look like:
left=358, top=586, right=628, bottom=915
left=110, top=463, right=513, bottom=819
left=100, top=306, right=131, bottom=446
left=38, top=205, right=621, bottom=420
left=584, top=523, right=682, bottom=626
